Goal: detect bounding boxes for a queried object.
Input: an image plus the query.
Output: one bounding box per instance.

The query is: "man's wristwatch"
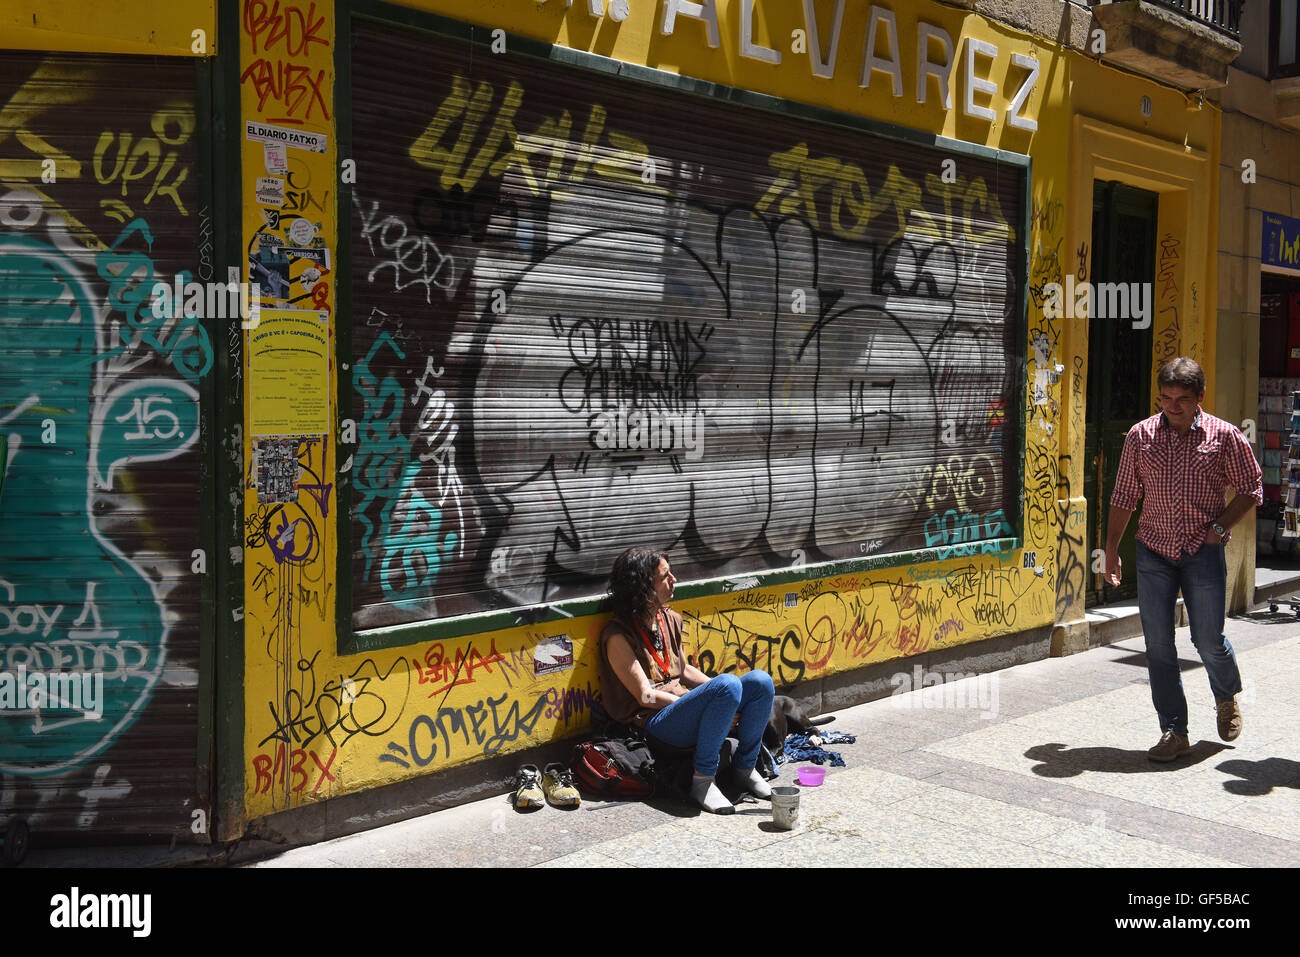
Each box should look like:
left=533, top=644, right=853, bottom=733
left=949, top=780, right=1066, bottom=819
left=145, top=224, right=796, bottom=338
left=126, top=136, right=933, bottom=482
left=1212, top=522, right=1229, bottom=542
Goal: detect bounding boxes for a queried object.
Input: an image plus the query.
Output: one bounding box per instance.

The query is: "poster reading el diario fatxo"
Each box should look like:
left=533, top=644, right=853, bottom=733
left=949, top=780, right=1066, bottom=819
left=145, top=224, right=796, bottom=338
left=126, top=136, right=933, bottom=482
left=250, top=308, right=330, bottom=436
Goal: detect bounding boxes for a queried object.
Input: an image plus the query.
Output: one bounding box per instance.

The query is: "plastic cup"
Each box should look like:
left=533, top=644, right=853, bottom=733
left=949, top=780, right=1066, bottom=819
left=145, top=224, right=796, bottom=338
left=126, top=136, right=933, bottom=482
left=771, top=786, right=800, bottom=830
left=797, top=765, right=826, bottom=787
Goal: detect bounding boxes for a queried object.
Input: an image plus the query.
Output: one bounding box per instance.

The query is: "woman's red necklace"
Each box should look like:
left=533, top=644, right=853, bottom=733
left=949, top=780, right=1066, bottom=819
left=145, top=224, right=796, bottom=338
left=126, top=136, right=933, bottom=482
left=635, top=610, right=672, bottom=675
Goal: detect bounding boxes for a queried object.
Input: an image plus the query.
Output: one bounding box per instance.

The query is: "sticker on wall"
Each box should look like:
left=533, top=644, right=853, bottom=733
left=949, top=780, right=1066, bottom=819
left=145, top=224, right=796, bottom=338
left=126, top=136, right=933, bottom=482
left=533, top=636, right=574, bottom=677
left=1032, top=332, right=1052, bottom=368
left=264, top=142, right=288, bottom=174
left=245, top=120, right=327, bottom=153
left=252, top=242, right=331, bottom=303
left=255, top=437, right=303, bottom=503
left=251, top=238, right=327, bottom=295
left=250, top=309, right=331, bottom=436
left=286, top=218, right=319, bottom=245
left=250, top=242, right=293, bottom=301
left=256, top=176, right=285, bottom=208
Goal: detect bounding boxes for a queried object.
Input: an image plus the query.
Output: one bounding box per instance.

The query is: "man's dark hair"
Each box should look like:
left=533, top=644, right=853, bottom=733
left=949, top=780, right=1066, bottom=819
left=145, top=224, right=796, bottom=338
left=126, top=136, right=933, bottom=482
left=608, top=546, right=666, bottom=624
left=1156, top=357, right=1205, bottom=396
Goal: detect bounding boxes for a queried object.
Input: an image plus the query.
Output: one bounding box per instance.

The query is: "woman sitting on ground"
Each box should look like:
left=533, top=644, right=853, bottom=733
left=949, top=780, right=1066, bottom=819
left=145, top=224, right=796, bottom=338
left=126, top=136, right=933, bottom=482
left=598, top=546, right=775, bottom=815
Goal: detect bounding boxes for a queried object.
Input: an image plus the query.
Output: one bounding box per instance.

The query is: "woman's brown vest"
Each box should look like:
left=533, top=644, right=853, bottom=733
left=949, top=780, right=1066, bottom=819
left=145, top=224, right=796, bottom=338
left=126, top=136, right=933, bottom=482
left=597, top=608, right=687, bottom=728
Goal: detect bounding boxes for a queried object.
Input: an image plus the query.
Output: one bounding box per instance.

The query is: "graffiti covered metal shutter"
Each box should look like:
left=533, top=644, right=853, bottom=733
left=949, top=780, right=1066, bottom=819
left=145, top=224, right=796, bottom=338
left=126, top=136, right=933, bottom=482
left=0, top=52, right=209, bottom=838
left=349, top=20, right=1021, bottom=629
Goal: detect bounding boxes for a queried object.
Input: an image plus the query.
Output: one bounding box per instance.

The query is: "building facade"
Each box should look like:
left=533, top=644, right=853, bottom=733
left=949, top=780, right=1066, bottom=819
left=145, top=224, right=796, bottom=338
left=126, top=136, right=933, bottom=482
left=0, top=0, right=1247, bottom=844
left=1213, top=0, right=1300, bottom=575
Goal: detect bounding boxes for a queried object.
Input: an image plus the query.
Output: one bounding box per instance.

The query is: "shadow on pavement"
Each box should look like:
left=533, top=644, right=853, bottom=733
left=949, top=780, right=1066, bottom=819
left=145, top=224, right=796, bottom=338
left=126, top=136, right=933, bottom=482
left=1236, top=610, right=1300, bottom=624
left=641, top=797, right=701, bottom=818
left=1024, top=740, right=1232, bottom=776
left=1110, top=651, right=1202, bottom=672
left=1215, top=757, right=1300, bottom=795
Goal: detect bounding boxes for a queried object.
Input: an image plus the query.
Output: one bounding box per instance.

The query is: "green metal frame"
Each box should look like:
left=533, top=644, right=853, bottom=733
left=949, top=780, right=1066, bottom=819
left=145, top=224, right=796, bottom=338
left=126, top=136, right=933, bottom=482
left=211, top=0, right=248, bottom=842
left=192, top=50, right=217, bottom=843
left=334, top=2, right=357, bottom=656
left=334, top=0, right=1034, bottom=657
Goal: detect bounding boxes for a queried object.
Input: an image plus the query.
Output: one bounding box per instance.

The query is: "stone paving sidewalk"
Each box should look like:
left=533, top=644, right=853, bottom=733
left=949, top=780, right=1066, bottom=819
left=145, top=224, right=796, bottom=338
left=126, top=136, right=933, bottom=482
left=249, top=607, right=1300, bottom=869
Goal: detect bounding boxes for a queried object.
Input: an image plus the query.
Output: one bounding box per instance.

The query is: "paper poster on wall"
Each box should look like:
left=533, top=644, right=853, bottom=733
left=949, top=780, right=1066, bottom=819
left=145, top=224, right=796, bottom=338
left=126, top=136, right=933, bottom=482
left=251, top=309, right=330, bottom=436
left=533, top=637, right=574, bottom=676
left=264, top=142, right=288, bottom=174
left=250, top=238, right=331, bottom=303
left=245, top=120, right=327, bottom=153
left=256, top=176, right=285, bottom=207
left=255, top=437, right=302, bottom=503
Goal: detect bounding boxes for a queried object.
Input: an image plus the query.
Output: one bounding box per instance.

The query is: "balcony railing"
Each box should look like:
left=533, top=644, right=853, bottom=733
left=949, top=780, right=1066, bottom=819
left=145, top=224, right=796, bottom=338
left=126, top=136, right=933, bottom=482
left=1139, top=0, right=1244, bottom=38
left=1091, top=0, right=1245, bottom=88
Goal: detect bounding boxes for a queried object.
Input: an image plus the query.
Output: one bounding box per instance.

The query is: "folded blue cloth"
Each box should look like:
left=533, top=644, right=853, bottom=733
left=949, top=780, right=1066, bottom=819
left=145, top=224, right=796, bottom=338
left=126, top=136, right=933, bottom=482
left=779, top=730, right=856, bottom=767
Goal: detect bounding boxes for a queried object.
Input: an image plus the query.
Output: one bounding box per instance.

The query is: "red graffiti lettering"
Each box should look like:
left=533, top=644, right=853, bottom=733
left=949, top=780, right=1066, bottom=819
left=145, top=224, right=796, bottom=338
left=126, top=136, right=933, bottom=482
left=310, top=747, right=338, bottom=794
left=892, top=621, right=926, bottom=655
left=310, top=278, right=331, bottom=311
left=290, top=747, right=309, bottom=792
left=413, top=637, right=507, bottom=697
left=243, top=0, right=329, bottom=56
left=843, top=609, right=889, bottom=660
left=251, top=744, right=339, bottom=796
left=253, top=753, right=273, bottom=794
left=240, top=59, right=330, bottom=123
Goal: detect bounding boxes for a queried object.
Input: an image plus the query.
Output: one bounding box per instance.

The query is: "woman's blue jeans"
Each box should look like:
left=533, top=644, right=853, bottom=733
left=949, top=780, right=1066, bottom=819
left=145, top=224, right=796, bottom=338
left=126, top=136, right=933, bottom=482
left=643, top=670, right=775, bottom=776
left=1136, top=540, right=1242, bottom=735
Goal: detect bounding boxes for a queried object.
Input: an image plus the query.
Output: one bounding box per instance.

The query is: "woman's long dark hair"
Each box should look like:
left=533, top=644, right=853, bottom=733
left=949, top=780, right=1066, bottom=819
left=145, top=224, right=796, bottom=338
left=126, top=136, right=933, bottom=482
left=608, top=546, right=667, bottom=625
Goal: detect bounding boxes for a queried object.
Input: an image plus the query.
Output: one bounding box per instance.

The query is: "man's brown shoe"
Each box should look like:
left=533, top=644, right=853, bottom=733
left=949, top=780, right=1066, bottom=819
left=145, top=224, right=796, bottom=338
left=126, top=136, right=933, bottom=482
left=1147, top=731, right=1191, bottom=762
left=1216, top=697, right=1242, bottom=742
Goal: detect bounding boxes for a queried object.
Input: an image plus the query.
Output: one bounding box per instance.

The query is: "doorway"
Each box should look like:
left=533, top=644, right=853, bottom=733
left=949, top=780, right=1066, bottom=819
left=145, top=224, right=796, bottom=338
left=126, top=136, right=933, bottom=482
left=1084, top=180, right=1158, bottom=605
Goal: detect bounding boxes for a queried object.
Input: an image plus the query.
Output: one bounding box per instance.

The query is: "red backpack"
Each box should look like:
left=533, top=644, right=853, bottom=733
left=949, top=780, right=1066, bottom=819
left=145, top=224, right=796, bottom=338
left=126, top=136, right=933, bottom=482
left=570, top=736, right=655, bottom=798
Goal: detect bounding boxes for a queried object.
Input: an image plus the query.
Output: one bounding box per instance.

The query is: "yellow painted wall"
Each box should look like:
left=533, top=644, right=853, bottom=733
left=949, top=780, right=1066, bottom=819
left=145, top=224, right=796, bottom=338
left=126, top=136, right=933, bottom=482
left=238, top=0, right=1220, bottom=821
left=0, top=1, right=216, bottom=56
left=239, top=0, right=340, bottom=814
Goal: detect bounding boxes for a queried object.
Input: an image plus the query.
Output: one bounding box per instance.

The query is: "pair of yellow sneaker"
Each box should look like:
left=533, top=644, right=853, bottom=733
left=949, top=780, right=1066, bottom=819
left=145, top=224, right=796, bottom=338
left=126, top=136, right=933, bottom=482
left=514, top=762, right=581, bottom=809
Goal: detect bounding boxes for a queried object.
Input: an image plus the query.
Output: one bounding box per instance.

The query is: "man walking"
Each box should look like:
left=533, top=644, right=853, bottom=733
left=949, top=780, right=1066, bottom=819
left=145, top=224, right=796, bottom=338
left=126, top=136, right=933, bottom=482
left=1104, top=357, right=1262, bottom=761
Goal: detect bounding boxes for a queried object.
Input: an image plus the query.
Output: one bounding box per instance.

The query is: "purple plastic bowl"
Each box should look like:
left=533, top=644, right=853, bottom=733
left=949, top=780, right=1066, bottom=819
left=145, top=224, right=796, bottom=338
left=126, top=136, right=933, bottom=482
left=796, top=765, right=826, bottom=787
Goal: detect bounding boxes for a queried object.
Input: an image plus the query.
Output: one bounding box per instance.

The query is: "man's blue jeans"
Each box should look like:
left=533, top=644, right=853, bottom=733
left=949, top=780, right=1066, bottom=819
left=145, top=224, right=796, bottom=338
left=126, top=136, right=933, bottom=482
left=644, top=670, right=775, bottom=776
left=1135, top=540, right=1242, bottom=735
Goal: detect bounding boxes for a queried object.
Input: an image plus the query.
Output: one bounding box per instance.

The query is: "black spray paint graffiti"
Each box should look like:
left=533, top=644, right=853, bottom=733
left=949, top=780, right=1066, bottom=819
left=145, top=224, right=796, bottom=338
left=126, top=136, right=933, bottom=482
left=379, top=691, right=550, bottom=768
left=468, top=209, right=1010, bottom=604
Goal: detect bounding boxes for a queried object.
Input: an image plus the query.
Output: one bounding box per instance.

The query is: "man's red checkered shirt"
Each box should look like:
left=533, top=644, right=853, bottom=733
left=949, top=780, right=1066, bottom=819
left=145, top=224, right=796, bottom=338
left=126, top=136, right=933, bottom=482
left=1110, top=409, right=1262, bottom=561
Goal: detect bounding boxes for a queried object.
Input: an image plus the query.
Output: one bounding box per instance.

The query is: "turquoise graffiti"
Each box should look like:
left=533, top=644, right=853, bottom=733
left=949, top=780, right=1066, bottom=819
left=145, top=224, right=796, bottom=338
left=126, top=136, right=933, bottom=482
left=923, top=509, right=1013, bottom=561
left=354, top=333, right=457, bottom=602
left=0, top=211, right=199, bottom=776
left=89, top=218, right=213, bottom=380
